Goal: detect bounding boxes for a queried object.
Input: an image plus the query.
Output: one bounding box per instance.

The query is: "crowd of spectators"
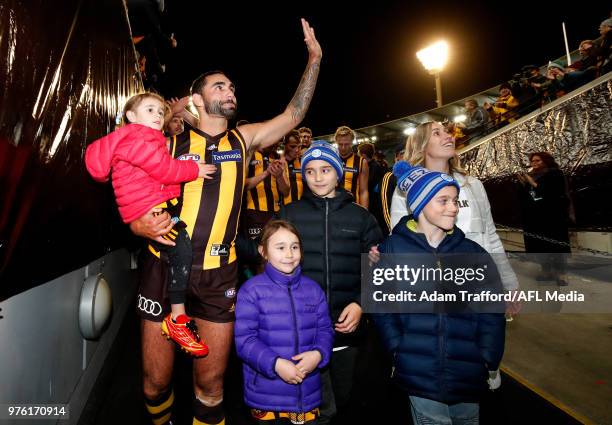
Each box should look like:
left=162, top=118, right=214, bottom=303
left=446, top=15, right=612, bottom=148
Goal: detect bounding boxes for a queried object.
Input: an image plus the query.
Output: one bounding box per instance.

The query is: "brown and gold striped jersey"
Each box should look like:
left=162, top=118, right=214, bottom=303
left=149, top=126, right=247, bottom=270
left=341, top=153, right=365, bottom=204
left=245, top=151, right=282, bottom=213
left=282, top=157, right=304, bottom=205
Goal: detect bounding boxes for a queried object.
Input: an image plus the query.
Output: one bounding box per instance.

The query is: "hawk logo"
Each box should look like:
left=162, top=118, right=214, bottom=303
left=210, top=244, right=229, bottom=257
left=228, top=303, right=235, bottom=313
left=177, top=153, right=200, bottom=161
left=212, top=149, right=242, bottom=164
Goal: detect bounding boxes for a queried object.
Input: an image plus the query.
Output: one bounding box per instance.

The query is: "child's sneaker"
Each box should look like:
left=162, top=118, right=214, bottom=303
left=161, top=314, right=209, bottom=357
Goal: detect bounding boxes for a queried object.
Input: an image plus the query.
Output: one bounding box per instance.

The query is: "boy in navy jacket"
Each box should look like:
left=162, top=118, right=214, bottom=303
left=374, top=161, right=505, bottom=424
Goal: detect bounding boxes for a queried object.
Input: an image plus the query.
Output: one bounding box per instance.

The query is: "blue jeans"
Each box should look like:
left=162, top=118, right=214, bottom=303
left=409, top=396, right=479, bottom=425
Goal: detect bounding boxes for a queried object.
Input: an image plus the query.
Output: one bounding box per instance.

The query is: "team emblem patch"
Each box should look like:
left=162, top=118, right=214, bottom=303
left=212, top=149, right=242, bottom=164
left=440, top=173, right=454, bottom=182
left=210, top=244, right=230, bottom=257
left=311, top=149, right=322, bottom=158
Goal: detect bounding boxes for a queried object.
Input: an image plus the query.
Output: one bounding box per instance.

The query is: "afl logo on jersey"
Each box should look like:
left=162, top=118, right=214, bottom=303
left=177, top=153, right=201, bottom=161
left=212, top=149, right=242, bottom=164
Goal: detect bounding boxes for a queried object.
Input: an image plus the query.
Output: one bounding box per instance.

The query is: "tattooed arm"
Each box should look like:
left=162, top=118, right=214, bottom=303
left=240, top=18, right=322, bottom=153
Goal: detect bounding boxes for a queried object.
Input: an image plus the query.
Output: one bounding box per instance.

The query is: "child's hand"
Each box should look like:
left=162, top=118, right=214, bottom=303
left=292, top=350, right=322, bottom=375
left=275, top=358, right=305, bottom=384
left=197, top=162, right=217, bottom=179
left=335, top=302, right=362, bottom=333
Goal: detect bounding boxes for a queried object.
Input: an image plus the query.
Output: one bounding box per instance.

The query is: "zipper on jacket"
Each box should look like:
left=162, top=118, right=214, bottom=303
left=288, top=286, right=303, bottom=413
left=433, top=247, right=442, bottom=268
left=438, top=314, right=447, bottom=400
left=324, top=200, right=330, bottom=302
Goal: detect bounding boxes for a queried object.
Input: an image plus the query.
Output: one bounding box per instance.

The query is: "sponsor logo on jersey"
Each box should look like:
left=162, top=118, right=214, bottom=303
left=177, top=153, right=201, bottom=161
left=212, top=149, right=242, bottom=164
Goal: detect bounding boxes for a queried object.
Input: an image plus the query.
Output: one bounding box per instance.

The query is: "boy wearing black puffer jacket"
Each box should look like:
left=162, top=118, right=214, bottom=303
left=279, top=140, right=383, bottom=425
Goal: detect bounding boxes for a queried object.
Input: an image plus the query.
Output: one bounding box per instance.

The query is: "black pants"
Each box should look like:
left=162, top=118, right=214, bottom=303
left=318, top=347, right=359, bottom=425
left=151, top=226, right=192, bottom=305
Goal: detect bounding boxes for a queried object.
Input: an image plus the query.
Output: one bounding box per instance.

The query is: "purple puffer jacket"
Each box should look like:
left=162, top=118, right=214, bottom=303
left=235, top=263, right=334, bottom=412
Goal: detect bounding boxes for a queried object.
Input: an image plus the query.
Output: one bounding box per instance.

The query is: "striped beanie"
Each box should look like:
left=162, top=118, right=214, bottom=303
left=301, top=140, right=344, bottom=181
left=393, top=161, right=460, bottom=218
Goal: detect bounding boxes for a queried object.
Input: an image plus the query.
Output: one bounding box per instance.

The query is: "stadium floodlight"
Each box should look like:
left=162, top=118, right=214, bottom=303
left=416, top=41, right=449, bottom=107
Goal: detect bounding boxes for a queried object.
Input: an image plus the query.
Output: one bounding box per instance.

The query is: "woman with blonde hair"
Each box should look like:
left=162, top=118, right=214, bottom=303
left=389, top=121, right=520, bottom=297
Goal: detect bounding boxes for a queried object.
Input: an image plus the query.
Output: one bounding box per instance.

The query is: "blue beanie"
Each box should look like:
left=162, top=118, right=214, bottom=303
left=393, top=161, right=460, bottom=218
left=301, top=140, right=344, bottom=181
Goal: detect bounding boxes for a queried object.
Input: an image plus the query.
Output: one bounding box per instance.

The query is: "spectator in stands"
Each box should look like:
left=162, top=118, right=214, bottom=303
left=517, top=152, right=572, bottom=286
left=507, top=65, right=548, bottom=112
left=128, top=0, right=177, bottom=90
left=596, top=18, right=612, bottom=74
left=483, top=83, right=519, bottom=125
left=568, top=40, right=599, bottom=73
left=457, top=99, right=490, bottom=138
left=533, top=62, right=591, bottom=100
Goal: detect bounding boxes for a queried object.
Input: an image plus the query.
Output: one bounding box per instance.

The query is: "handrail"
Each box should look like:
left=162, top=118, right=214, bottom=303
left=457, top=71, right=612, bottom=155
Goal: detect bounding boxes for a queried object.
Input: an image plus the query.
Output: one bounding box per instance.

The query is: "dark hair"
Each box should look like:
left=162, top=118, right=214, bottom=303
left=283, top=129, right=301, bottom=144
left=259, top=220, right=303, bottom=260
left=358, top=143, right=375, bottom=159
left=190, top=70, right=229, bottom=95
left=529, top=152, right=559, bottom=169
left=465, top=99, right=478, bottom=108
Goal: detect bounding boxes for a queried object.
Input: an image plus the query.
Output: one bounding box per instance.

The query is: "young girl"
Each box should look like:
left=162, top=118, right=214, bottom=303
left=85, top=92, right=215, bottom=356
left=235, top=220, right=334, bottom=425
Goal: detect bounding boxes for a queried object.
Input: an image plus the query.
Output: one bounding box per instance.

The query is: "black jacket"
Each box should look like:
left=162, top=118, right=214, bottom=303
left=279, top=189, right=383, bottom=347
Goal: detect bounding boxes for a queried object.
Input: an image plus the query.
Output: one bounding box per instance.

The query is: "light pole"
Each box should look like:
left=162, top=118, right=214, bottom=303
left=416, top=41, right=449, bottom=108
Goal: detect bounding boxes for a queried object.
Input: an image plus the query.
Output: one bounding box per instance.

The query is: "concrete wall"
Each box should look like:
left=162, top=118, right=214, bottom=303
left=0, top=249, right=137, bottom=425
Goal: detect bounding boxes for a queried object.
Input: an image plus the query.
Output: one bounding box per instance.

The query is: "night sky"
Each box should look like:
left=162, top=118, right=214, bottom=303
left=159, top=2, right=610, bottom=136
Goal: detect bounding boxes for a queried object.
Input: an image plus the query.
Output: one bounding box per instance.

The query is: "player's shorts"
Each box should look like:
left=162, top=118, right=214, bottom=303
left=241, top=209, right=274, bottom=240
left=136, top=249, right=237, bottom=323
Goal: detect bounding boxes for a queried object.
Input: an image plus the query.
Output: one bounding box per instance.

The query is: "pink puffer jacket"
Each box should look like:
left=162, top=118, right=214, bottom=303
left=85, top=123, right=198, bottom=223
